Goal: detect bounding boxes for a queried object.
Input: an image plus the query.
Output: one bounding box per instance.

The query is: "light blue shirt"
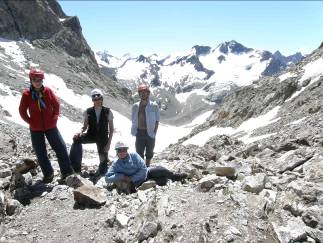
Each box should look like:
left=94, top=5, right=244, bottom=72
left=105, top=152, right=147, bottom=187
left=131, top=100, right=160, bottom=138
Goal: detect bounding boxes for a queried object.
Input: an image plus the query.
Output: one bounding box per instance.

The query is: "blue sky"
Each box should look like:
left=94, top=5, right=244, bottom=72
left=59, top=1, right=323, bottom=57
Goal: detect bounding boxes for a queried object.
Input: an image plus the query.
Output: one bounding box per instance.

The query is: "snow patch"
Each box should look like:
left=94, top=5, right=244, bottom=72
left=0, top=38, right=26, bottom=67
left=184, top=106, right=281, bottom=146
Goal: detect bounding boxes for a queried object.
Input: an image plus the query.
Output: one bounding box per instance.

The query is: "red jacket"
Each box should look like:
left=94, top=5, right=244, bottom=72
left=19, top=86, right=60, bottom=131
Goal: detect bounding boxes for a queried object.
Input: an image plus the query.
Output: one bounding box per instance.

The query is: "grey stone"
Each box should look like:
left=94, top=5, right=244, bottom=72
left=0, top=177, right=10, bottom=189
left=0, top=191, right=5, bottom=219
left=214, top=167, right=236, bottom=177
left=197, top=174, right=226, bottom=192
left=49, top=185, right=70, bottom=200
left=272, top=217, right=310, bottom=243
left=116, top=213, right=129, bottom=228
left=138, top=181, right=156, bottom=191
left=6, top=199, right=22, bottom=216
left=303, top=153, right=323, bottom=182
left=65, top=174, right=93, bottom=189
left=137, top=221, right=159, bottom=242
left=15, top=159, right=37, bottom=174
left=73, top=184, right=106, bottom=207
left=242, top=173, right=266, bottom=194
left=0, top=168, right=11, bottom=178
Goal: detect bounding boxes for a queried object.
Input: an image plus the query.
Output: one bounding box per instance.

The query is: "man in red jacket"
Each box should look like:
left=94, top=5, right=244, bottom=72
left=19, top=69, right=73, bottom=183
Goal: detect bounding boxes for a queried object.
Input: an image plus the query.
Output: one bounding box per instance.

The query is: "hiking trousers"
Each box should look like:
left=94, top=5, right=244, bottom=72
left=135, top=129, right=155, bottom=160
left=30, top=127, right=73, bottom=178
left=69, top=134, right=109, bottom=175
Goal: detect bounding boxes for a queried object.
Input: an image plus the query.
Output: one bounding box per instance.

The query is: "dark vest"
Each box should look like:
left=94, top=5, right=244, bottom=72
left=86, top=106, right=110, bottom=142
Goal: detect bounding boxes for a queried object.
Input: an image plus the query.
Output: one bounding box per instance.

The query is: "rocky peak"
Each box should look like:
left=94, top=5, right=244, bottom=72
left=137, top=55, right=149, bottom=63
left=263, top=51, right=304, bottom=76
left=192, top=45, right=211, bottom=56
left=0, top=0, right=97, bottom=66
left=218, top=40, right=253, bottom=55
left=286, top=52, right=303, bottom=63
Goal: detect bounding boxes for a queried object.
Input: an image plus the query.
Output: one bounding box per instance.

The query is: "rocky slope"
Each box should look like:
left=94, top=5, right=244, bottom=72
left=0, top=1, right=322, bottom=243
left=0, top=0, right=132, bottom=120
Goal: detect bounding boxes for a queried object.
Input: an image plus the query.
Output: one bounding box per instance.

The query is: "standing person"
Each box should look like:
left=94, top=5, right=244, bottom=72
left=106, top=141, right=187, bottom=194
left=19, top=69, right=73, bottom=183
left=131, top=84, right=160, bottom=167
left=69, top=88, right=114, bottom=180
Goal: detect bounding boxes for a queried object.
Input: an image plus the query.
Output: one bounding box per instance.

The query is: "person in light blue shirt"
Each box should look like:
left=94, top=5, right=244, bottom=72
left=106, top=141, right=188, bottom=194
left=131, top=84, right=160, bottom=167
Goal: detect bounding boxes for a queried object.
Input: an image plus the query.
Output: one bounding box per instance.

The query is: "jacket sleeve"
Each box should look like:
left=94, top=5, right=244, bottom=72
left=130, top=153, right=147, bottom=184
left=155, top=103, right=160, bottom=121
left=49, top=88, right=60, bottom=120
left=105, top=162, right=124, bottom=183
left=131, top=104, right=136, bottom=123
left=19, top=92, right=30, bottom=124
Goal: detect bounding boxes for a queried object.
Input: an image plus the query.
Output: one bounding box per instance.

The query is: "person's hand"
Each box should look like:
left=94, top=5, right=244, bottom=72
left=73, top=132, right=82, bottom=140
left=123, top=175, right=132, bottom=182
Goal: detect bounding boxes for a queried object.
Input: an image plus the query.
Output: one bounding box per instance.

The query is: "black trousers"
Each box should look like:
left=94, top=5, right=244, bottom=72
left=146, top=166, right=177, bottom=186
left=69, top=134, right=109, bottom=175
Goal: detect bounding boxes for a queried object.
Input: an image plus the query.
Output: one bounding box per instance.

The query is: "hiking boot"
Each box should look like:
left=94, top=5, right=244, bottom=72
left=145, top=159, right=151, bottom=167
left=58, top=172, right=74, bottom=185
left=42, top=173, right=54, bottom=184
left=171, top=173, right=188, bottom=182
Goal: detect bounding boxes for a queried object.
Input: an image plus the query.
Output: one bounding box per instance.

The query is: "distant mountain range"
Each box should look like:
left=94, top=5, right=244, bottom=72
left=96, top=41, right=304, bottom=123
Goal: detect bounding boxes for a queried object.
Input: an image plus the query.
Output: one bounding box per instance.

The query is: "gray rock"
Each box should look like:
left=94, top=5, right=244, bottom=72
left=0, top=191, right=5, bottom=219
left=272, top=217, right=310, bottom=243
left=138, top=181, right=156, bottom=191
left=0, top=168, right=12, bottom=178
left=214, top=167, right=236, bottom=177
left=73, top=184, right=106, bottom=207
left=116, top=213, right=129, bottom=228
left=242, top=173, right=266, bottom=194
left=137, top=221, right=159, bottom=242
left=48, top=185, right=70, bottom=200
left=0, top=177, right=10, bottom=189
left=303, top=153, right=323, bottom=182
left=65, top=174, right=93, bottom=189
left=6, top=199, right=22, bottom=216
left=105, top=205, right=117, bottom=228
left=197, top=174, right=226, bottom=192
left=14, top=159, right=37, bottom=174
left=10, top=172, right=33, bottom=190
left=157, top=195, right=169, bottom=225
left=302, top=206, right=322, bottom=228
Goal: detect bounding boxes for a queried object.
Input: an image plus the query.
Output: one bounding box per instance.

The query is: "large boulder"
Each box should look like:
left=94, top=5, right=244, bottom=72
left=73, top=184, right=106, bottom=207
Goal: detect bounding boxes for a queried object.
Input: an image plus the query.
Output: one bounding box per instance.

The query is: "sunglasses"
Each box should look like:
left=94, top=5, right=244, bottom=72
left=92, top=94, right=102, bottom=100
left=31, top=78, right=43, bottom=83
left=116, top=148, right=128, bottom=153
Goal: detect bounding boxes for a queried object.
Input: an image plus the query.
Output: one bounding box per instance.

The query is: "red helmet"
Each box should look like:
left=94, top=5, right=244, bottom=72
left=29, top=69, right=44, bottom=80
left=138, top=84, right=150, bottom=93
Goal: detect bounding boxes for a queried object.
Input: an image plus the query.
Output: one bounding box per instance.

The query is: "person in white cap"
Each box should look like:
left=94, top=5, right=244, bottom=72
left=69, top=88, right=114, bottom=181
left=106, top=141, right=187, bottom=194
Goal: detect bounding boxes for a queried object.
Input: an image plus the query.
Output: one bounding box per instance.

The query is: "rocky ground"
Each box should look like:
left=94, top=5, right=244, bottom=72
left=0, top=127, right=322, bottom=243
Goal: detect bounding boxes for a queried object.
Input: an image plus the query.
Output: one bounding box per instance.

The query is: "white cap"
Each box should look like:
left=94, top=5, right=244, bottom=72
left=91, top=88, right=103, bottom=97
left=115, top=141, right=129, bottom=150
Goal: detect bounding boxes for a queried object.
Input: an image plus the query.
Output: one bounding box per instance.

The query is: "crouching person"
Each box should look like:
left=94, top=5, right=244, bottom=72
left=105, top=141, right=188, bottom=194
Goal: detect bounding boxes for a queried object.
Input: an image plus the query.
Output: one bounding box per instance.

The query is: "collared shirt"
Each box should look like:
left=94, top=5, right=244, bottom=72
left=105, top=152, right=147, bottom=187
left=131, top=100, right=160, bottom=138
